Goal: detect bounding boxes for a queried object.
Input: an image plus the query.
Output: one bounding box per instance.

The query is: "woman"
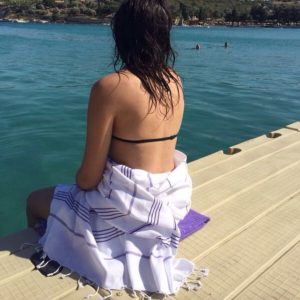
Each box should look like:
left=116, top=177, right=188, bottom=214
left=26, top=0, right=196, bottom=296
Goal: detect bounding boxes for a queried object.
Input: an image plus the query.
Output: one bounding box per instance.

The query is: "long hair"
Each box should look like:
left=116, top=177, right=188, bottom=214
left=111, top=0, right=180, bottom=117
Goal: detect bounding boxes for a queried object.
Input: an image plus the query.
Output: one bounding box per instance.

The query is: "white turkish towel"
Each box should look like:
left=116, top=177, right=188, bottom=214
left=39, top=150, right=194, bottom=295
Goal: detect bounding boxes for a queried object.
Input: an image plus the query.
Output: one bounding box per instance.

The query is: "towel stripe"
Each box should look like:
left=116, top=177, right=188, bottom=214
left=92, top=227, right=118, bottom=234
left=56, top=190, right=89, bottom=216
left=94, top=231, right=125, bottom=243
left=153, top=199, right=162, bottom=225
left=54, top=193, right=89, bottom=223
left=93, top=227, right=120, bottom=237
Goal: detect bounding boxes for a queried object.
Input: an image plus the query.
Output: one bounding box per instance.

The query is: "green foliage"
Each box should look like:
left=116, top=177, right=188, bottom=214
left=36, top=3, right=45, bottom=9
left=250, top=4, right=268, bottom=21
left=179, top=2, right=189, bottom=20
left=5, top=0, right=36, bottom=8
left=34, top=8, right=47, bottom=15
left=2, top=0, right=300, bottom=24
left=51, top=9, right=60, bottom=20
left=68, top=6, right=79, bottom=15
left=80, top=6, right=95, bottom=16
left=94, top=0, right=119, bottom=17
left=42, top=0, right=55, bottom=7
left=197, top=7, right=207, bottom=21
left=239, top=12, right=250, bottom=21
left=83, top=0, right=96, bottom=10
left=272, top=5, right=300, bottom=22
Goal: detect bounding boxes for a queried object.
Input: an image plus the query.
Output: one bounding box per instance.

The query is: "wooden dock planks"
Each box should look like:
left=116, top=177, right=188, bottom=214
left=0, top=121, right=299, bottom=299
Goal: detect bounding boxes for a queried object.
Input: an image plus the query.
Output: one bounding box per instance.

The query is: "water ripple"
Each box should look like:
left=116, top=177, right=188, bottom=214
left=1, top=24, right=300, bottom=237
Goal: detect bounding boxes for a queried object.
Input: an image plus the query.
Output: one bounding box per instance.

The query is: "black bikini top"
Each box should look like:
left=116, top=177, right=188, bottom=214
left=112, top=134, right=178, bottom=144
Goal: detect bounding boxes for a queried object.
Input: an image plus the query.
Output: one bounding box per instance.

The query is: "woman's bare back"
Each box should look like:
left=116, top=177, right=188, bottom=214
left=109, top=70, right=184, bottom=173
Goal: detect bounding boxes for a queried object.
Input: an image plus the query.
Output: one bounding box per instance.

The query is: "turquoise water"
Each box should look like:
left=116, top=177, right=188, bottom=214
left=0, top=23, right=299, bottom=237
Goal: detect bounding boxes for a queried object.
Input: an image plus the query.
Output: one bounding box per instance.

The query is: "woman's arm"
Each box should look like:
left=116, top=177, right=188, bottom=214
left=76, top=77, right=117, bottom=190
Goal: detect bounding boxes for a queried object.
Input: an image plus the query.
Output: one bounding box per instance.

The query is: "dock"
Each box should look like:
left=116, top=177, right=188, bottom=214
left=0, top=122, right=300, bottom=299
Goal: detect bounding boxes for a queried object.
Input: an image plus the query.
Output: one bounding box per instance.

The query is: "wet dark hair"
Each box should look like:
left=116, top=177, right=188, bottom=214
left=111, top=0, right=180, bottom=116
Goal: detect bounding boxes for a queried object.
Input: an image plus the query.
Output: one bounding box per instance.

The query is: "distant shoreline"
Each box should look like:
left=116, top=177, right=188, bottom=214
left=1, top=0, right=300, bottom=29
left=1, top=17, right=300, bottom=29
left=0, top=15, right=111, bottom=25
left=1, top=4, right=300, bottom=28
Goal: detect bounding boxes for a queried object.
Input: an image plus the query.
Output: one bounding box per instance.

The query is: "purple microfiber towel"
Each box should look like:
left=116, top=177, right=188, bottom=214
left=178, top=209, right=210, bottom=240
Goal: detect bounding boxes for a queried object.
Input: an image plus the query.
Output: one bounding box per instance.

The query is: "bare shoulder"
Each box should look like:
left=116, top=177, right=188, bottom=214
left=89, top=73, right=126, bottom=111
left=93, top=72, right=136, bottom=95
left=92, top=73, right=122, bottom=95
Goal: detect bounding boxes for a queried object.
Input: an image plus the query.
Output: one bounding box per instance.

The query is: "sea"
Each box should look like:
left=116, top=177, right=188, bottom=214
left=0, top=23, right=299, bottom=237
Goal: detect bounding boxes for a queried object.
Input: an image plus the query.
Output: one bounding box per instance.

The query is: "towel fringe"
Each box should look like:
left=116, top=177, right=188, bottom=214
left=139, top=291, right=152, bottom=300
left=102, top=289, right=112, bottom=299
left=126, top=289, right=138, bottom=298
left=194, top=267, right=209, bottom=277
left=77, top=276, right=84, bottom=289
left=84, top=285, right=99, bottom=299
left=187, top=267, right=209, bottom=280
left=162, top=295, right=176, bottom=300
left=182, top=278, right=203, bottom=292
left=80, top=277, right=112, bottom=300
left=85, top=286, right=112, bottom=300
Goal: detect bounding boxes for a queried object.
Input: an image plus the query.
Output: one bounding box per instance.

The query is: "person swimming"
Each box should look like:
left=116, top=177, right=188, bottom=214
left=195, top=43, right=200, bottom=50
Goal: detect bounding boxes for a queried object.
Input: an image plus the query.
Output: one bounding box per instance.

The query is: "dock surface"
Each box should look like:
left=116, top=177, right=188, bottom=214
left=1, top=122, right=300, bottom=300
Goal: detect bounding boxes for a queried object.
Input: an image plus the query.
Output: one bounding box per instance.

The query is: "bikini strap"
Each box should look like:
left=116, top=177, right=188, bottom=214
left=112, top=134, right=178, bottom=144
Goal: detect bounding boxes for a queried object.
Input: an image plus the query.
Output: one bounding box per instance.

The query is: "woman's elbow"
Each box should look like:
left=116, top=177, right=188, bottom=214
left=76, top=170, right=100, bottom=190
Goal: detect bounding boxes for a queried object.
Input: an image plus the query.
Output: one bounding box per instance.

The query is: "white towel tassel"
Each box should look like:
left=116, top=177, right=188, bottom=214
left=126, top=289, right=138, bottom=298
left=84, top=285, right=100, bottom=299
left=102, top=289, right=112, bottom=299
left=77, top=276, right=84, bottom=289
left=162, top=295, right=176, bottom=300
left=194, top=267, right=209, bottom=277
left=139, top=291, right=152, bottom=300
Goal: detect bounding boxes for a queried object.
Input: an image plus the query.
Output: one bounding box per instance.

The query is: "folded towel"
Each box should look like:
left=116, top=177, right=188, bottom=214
left=179, top=209, right=210, bottom=240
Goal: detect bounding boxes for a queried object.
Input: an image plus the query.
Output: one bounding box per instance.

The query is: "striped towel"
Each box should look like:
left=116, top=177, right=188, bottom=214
left=39, top=150, right=194, bottom=295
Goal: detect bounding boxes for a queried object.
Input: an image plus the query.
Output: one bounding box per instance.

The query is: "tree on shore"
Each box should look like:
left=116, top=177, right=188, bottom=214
left=225, top=8, right=238, bottom=25
left=198, top=7, right=207, bottom=21
left=42, top=0, right=54, bottom=8
left=272, top=5, right=300, bottom=23
left=179, top=2, right=188, bottom=20
left=250, top=4, right=268, bottom=22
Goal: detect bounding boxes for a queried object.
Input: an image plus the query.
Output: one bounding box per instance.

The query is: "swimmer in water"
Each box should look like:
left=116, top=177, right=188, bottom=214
left=224, top=41, right=228, bottom=48
left=195, top=43, right=200, bottom=50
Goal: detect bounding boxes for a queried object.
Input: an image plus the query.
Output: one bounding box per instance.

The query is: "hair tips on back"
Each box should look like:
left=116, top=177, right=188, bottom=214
left=111, top=0, right=181, bottom=118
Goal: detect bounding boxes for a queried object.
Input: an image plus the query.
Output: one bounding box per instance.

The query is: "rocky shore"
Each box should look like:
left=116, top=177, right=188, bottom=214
left=1, top=3, right=299, bottom=27
left=1, top=17, right=300, bottom=28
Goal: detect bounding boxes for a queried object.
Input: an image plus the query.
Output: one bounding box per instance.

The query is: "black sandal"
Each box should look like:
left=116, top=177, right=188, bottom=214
left=30, top=250, right=63, bottom=277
